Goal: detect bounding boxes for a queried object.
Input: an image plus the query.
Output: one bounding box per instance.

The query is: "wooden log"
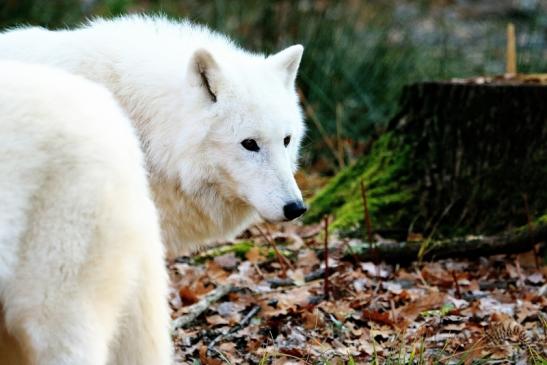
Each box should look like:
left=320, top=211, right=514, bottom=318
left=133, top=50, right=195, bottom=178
left=346, top=216, right=547, bottom=264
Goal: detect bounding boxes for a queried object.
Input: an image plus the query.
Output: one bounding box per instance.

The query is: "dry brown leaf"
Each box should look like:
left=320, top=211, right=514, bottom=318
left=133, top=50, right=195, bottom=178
left=198, top=345, right=224, bottom=365
left=397, top=291, right=447, bottom=327
left=205, top=314, right=229, bottom=326
left=421, top=266, right=454, bottom=287
left=170, top=220, right=546, bottom=364
left=245, top=246, right=265, bottom=263
left=178, top=286, right=199, bottom=306
left=362, top=309, right=395, bottom=327
left=205, top=261, right=230, bottom=282
left=302, top=308, right=325, bottom=329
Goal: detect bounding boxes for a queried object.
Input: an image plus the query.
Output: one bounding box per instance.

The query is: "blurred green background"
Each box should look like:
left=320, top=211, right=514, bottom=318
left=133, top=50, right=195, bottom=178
left=2, top=0, right=546, bottom=174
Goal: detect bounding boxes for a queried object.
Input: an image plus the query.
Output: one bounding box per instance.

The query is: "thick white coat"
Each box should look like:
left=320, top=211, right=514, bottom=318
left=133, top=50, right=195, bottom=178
left=0, top=15, right=307, bottom=255
left=0, top=62, right=171, bottom=365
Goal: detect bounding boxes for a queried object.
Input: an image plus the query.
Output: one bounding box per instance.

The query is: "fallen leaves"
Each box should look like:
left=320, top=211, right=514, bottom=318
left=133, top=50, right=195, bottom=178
left=169, top=222, right=547, bottom=364
left=396, top=291, right=447, bottom=327
left=362, top=309, right=394, bottom=327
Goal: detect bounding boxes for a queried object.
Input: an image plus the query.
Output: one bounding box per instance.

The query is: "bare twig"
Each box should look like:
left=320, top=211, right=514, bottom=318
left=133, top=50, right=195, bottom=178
left=390, top=299, right=397, bottom=323
left=252, top=262, right=265, bottom=278
left=514, top=257, right=525, bottom=288
left=172, top=284, right=233, bottom=331
left=342, top=239, right=360, bottom=264
left=208, top=304, right=261, bottom=351
left=451, top=270, right=461, bottom=299
left=335, top=102, right=345, bottom=168
left=359, top=178, right=374, bottom=245
left=360, top=178, right=378, bottom=270
left=255, top=225, right=294, bottom=273
left=323, top=215, right=330, bottom=300
left=305, top=265, right=336, bottom=282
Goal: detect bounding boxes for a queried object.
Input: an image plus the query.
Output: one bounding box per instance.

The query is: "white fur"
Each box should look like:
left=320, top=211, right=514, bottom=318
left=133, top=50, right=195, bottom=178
left=0, top=61, right=172, bottom=365
left=0, top=15, right=307, bottom=254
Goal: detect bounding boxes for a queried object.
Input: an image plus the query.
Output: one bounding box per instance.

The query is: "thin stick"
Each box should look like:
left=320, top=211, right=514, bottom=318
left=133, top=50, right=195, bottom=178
left=342, top=239, right=360, bottom=264
left=390, top=299, right=397, bottom=323
left=506, top=23, right=517, bottom=74
left=208, top=304, right=261, bottom=350
left=451, top=270, right=461, bottom=299
left=323, top=215, right=330, bottom=300
left=171, top=284, right=233, bottom=331
left=514, top=257, right=525, bottom=288
left=360, top=178, right=374, bottom=245
left=335, top=102, right=345, bottom=168
left=255, top=225, right=294, bottom=273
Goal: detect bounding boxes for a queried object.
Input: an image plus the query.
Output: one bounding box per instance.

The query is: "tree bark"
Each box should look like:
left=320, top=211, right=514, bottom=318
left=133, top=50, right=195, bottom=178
left=306, top=81, right=547, bottom=239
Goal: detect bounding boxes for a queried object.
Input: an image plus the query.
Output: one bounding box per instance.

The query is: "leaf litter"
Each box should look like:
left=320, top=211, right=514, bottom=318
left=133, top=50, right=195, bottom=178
left=169, top=222, right=547, bottom=364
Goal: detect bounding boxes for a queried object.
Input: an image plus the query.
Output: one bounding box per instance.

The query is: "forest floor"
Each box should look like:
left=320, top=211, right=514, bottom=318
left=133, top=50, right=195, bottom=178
left=169, top=221, right=547, bottom=365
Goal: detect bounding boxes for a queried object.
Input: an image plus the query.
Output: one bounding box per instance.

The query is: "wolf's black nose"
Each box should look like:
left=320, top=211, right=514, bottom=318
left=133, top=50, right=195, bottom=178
left=283, top=201, right=307, bottom=220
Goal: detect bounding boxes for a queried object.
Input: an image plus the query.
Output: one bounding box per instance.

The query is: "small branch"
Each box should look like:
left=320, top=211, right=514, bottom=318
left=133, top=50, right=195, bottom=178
left=360, top=178, right=374, bottom=245
left=256, top=225, right=294, bottom=274
left=360, top=178, right=378, bottom=269
left=323, top=216, right=330, bottom=300
left=342, top=239, right=360, bottom=264
left=207, top=305, right=261, bottom=351
left=335, top=103, right=345, bottom=168
left=390, top=299, right=397, bottom=323
left=514, top=257, right=525, bottom=288
left=345, top=219, right=547, bottom=264
left=172, top=284, right=233, bottom=331
left=267, top=277, right=295, bottom=288
left=305, top=266, right=336, bottom=282
left=451, top=271, right=461, bottom=299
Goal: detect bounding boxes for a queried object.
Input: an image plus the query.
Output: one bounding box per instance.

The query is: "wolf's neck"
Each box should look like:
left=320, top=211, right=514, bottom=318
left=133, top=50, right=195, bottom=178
left=63, top=33, right=259, bottom=254
left=149, top=174, right=257, bottom=257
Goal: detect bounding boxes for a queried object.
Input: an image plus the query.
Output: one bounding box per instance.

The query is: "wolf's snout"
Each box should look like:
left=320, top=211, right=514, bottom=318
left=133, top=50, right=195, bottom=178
left=283, top=201, right=307, bottom=220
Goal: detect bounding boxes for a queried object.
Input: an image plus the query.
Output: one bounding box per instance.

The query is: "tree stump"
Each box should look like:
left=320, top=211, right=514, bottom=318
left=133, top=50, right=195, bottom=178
left=305, top=80, right=547, bottom=239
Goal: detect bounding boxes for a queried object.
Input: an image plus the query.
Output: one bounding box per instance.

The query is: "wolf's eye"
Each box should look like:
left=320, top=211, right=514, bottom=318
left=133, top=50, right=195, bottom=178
left=284, top=135, right=291, bottom=147
left=241, top=139, right=259, bottom=152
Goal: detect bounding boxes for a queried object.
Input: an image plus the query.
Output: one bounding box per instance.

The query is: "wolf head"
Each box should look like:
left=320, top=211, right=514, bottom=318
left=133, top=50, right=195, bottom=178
left=177, top=44, right=306, bottom=223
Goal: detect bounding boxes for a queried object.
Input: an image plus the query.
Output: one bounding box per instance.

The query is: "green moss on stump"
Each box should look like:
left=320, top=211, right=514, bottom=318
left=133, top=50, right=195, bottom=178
left=306, top=82, right=547, bottom=238
left=305, top=132, right=416, bottom=236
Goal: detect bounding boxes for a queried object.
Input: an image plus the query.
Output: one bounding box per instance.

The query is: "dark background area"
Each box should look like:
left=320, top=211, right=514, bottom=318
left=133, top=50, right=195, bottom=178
left=2, top=0, right=546, bottom=173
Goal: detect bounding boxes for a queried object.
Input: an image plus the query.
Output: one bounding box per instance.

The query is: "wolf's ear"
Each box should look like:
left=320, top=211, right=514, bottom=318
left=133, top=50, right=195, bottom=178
left=267, top=44, right=304, bottom=88
left=188, top=49, right=221, bottom=102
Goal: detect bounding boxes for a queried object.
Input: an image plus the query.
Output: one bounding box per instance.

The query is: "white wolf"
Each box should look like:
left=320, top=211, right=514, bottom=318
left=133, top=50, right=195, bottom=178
left=0, top=62, right=171, bottom=364
left=0, top=15, right=307, bottom=255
